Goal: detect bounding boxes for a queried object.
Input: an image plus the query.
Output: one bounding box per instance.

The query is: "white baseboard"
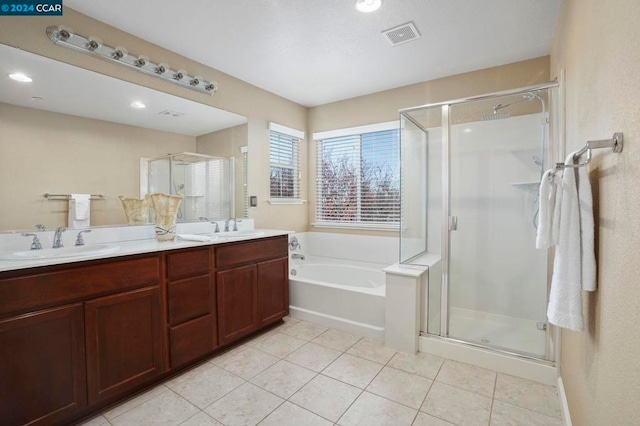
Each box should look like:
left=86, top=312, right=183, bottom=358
left=289, top=306, right=385, bottom=340
left=557, top=376, right=572, bottom=426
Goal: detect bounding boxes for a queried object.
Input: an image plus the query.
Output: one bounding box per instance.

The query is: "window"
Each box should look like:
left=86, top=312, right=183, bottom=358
left=269, top=122, right=304, bottom=202
left=315, top=125, right=400, bottom=227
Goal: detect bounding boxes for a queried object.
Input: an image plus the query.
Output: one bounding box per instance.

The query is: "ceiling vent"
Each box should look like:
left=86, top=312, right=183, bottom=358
left=158, top=109, right=185, bottom=118
left=381, top=22, right=421, bottom=46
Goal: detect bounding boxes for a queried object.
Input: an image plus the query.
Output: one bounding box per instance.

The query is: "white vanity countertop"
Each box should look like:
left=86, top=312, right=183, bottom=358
left=0, top=229, right=293, bottom=273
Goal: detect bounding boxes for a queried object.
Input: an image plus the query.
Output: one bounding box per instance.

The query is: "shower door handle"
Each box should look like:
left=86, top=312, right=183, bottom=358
left=448, top=216, right=458, bottom=231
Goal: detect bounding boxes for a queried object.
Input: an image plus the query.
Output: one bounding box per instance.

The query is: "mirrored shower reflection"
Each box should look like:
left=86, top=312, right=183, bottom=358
left=400, top=85, right=557, bottom=360
left=148, top=152, right=235, bottom=222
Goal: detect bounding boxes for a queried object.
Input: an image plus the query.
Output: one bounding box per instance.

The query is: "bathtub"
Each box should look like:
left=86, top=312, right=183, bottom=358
left=288, top=232, right=398, bottom=340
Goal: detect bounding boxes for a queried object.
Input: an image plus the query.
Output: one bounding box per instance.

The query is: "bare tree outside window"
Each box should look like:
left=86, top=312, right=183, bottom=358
left=317, top=129, right=400, bottom=224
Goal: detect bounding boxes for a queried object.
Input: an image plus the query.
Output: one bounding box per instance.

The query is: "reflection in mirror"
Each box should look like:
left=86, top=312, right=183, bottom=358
left=146, top=152, right=235, bottom=222
left=0, top=43, right=248, bottom=232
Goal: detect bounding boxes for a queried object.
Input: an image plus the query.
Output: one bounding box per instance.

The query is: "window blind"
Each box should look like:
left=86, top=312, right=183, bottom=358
left=270, top=131, right=300, bottom=199
left=316, top=128, right=400, bottom=225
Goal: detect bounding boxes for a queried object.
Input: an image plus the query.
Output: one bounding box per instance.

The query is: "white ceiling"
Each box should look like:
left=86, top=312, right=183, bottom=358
left=0, top=44, right=247, bottom=136
left=65, top=0, right=561, bottom=107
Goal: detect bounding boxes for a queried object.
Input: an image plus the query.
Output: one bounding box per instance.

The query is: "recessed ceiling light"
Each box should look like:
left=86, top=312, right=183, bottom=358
left=356, top=0, right=382, bottom=13
left=8, top=73, right=32, bottom=83
left=130, top=101, right=146, bottom=109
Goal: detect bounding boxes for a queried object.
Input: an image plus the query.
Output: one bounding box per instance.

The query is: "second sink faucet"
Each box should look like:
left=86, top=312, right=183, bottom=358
left=52, top=227, right=66, bottom=248
left=224, top=218, right=240, bottom=232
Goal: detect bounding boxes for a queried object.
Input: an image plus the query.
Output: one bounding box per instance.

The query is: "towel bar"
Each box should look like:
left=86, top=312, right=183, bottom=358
left=43, top=193, right=105, bottom=200
left=553, top=132, right=623, bottom=173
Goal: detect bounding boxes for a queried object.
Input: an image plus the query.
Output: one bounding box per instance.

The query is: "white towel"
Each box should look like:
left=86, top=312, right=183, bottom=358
left=536, top=170, right=555, bottom=249
left=177, top=234, right=213, bottom=242
left=578, top=164, right=597, bottom=291
left=548, top=152, right=583, bottom=331
left=550, top=171, right=563, bottom=246
left=69, top=194, right=91, bottom=228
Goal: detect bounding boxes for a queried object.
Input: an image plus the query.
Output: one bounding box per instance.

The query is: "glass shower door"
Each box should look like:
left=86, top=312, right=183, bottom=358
left=446, top=94, right=549, bottom=358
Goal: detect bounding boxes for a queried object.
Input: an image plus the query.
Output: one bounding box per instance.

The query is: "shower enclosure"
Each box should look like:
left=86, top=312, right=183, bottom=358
left=147, top=152, right=235, bottom=222
left=400, top=82, right=559, bottom=361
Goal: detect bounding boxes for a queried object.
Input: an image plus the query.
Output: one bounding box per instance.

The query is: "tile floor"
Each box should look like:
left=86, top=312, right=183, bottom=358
left=81, top=317, right=563, bottom=426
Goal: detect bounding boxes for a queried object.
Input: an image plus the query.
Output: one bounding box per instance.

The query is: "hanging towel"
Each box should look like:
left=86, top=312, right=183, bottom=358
left=578, top=164, right=597, bottom=291
left=69, top=194, right=91, bottom=228
left=536, top=170, right=555, bottom=249
left=550, top=170, right=563, bottom=246
left=548, top=152, right=585, bottom=331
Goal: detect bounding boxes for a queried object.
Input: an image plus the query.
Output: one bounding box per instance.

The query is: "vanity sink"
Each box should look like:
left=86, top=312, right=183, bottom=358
left=216, top=230, right=265, bottom=240
left=0, top=244, right=120, bottom=261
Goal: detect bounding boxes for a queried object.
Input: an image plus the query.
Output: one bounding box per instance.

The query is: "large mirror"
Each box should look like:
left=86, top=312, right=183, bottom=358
left=0, top=43, right=248, bottom=232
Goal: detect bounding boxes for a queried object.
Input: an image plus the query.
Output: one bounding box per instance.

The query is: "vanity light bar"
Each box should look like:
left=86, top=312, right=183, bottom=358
left=46, top=25, right=217, bottom=95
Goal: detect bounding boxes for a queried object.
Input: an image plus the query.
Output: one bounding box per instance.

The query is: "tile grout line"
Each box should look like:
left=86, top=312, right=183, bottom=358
left=488, top=372, right=498, bottom=425
left=414, top=356, right=448, bottom=423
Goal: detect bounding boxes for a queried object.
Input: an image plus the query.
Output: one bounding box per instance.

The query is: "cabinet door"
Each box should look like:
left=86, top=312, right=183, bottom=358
left=217, top=264, right=258, bottom=344
left=85, top=287, right=164, bottom=404
left=257, top=257, right=289, bottom=326
left=0, top=304, right=86, bottom=426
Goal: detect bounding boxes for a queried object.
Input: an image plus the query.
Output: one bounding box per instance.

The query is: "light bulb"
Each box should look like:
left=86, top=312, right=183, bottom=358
left=173, top=69, right=186, bottom=81
left=57, top=25, right=74, bottom=40
left=86, top=36, right=102, bottom=51
left=134, top=55, right=149, bottom=67
left=112, top=46, right=128, bottom=60
left=204, top=82, right=217, bottom=92
left=155, top=62, right=168, bottom=74
left=189, top=76, right=202, bottom=86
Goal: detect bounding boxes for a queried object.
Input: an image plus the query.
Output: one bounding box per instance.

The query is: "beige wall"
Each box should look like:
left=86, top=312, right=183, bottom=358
left=0, top=8, right=308, bottom=232
left=0, top=103, right=195, bottom=229
left=307, top=56, right=550, bottom=234
left=551, top=0, right=640, bottom=424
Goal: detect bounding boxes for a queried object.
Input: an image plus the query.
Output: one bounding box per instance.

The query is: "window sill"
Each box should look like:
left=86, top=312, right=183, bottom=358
left=311, top=222, right=400, bottom=232
left=268, top=199, right=306, bottom=205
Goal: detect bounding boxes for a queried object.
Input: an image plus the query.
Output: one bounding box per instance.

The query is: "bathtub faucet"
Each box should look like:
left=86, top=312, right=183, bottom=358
left=291, top=254, right=305, bottom=261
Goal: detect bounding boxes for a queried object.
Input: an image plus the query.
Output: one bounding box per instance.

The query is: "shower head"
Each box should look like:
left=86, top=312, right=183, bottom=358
left=481, top=92, right=539, bottom=121
left=481, top=111, right=510, bottom=121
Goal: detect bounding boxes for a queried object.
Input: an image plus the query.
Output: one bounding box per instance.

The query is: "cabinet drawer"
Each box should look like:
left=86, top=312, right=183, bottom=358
left=167, top=248, right=211, bottom=280
left=0, top=255, right=160, bottom=317
left=169, top=314, right=216, bottom=368
left=215, top=236, right=287, bottom=269
left=168, top=275, right=212, bottom=325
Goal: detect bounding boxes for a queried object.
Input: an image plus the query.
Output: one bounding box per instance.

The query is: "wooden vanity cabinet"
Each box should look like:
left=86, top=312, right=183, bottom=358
left=257, top=256, right=289, bottom=326
left=0, top=235, right=289, bottom=425
left=0, top=303, right=86, bottom=426
left=216, top=236, right=288, bottom=345
left=216, top=263, right=259, bottom=344
left=0, top=254, right=163, bottom=424
left=85, top=286, right=164, bottom=404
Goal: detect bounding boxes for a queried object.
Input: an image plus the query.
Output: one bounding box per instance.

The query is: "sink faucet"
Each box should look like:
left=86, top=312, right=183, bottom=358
left=224, top=218, right=239, bottom=232
left=211, top=222, right=220, bottom=233
left=75, top=230, right=92, bottom=246
left=21, top=233, right=43, bottom=250
left=52, top=227, right=66, bottom=248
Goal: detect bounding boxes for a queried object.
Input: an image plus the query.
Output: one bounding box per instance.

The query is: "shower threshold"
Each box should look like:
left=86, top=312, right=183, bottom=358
left=418, top=333, right=557, bottom=385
